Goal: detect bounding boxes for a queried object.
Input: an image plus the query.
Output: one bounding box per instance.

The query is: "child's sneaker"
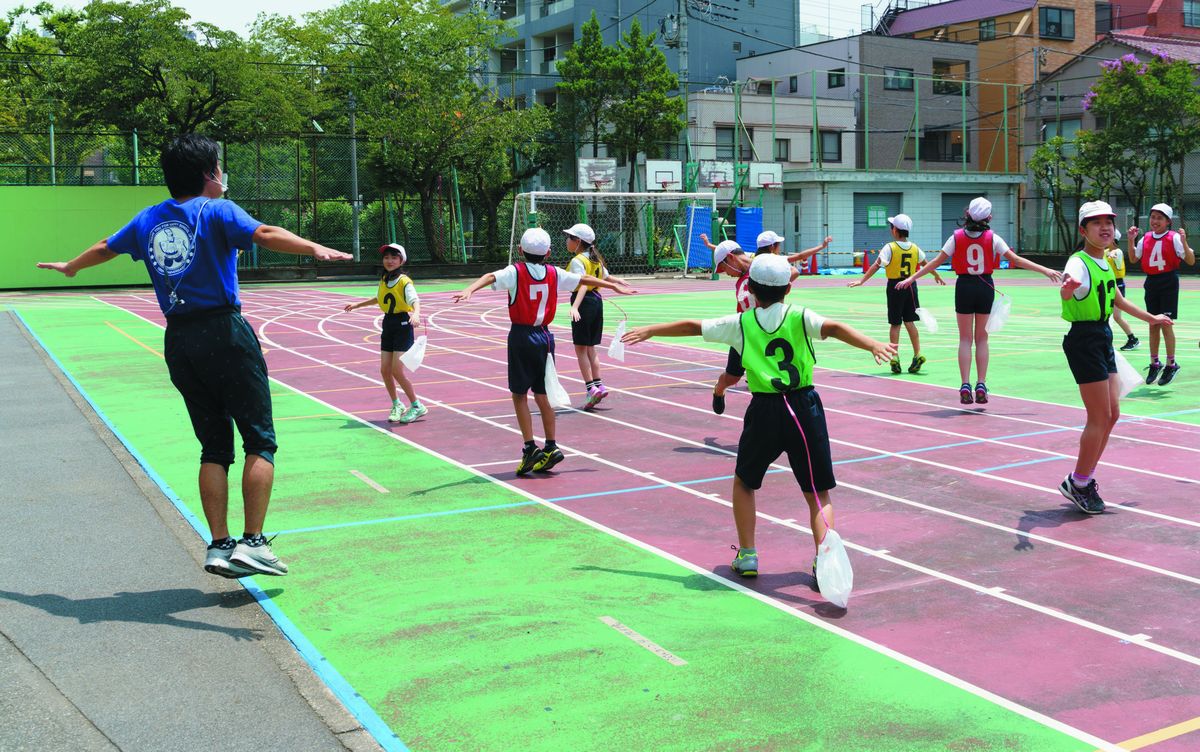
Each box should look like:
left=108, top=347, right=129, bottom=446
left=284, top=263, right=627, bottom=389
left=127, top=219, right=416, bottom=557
left=712, top=392, right=726, bottom=415
left=1119, top=334, right=1139, bottom=351
left=594, top=384, right=610, bottom=404
left=974, top=382, right=989, bottom=404
left=533, top=447, right=565, bottom=472
left=1158, top=362, right=1180, bottom=386
left=959, top=383, right=974, bottom=404
left=908, top=355, right=926, bottom=374
left=1058, top=476, right=1105, bottom=515
left=730, top=546, right=758, bottom=577
left=229, top=534, right=289, bottom=576
left=388, top=402, right=404, bottom=423
left=203, top=537, right=254, bottom=579
left=889, top=358, right=902, bottom=374
left=1146, top=361, right=1163, bottom=384
left=584, top=387, right=602, bottom=410
left=515, top=445, right=545, bottom=476
left=398, top=403, right=428, bottom=423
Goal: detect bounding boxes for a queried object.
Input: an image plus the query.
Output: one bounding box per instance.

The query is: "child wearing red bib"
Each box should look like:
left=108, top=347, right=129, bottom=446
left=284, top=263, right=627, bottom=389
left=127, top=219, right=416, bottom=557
left=1127, top=203, right=1195, bottom=385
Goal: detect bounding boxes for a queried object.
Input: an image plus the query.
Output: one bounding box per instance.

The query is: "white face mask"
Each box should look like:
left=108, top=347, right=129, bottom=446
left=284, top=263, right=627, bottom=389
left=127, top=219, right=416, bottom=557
left=208, top=172, right=229, bottom=193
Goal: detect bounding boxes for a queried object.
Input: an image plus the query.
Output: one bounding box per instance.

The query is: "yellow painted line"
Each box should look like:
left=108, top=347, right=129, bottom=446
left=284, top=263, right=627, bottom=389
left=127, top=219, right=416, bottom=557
left=104, top=321, right=163, bottom=359
left=1105, top=715, right=1200, bottom=751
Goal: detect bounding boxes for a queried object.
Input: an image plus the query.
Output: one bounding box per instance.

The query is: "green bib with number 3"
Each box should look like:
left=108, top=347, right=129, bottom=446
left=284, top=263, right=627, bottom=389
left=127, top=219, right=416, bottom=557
left=1061, top=251, right=1115, bottom=322
left=740, top=305, right=817, bottom=393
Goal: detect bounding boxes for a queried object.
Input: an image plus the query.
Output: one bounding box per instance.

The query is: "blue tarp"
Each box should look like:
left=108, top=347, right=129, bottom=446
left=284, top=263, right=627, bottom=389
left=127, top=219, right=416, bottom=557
left=734, top=207, right=763, bottom=251
left=685, top=206, right=713, bottom=269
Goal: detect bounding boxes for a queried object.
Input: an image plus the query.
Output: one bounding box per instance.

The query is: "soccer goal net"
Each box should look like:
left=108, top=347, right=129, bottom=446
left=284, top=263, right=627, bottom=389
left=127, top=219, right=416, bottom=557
left=508, top=191, right=718, bottom=277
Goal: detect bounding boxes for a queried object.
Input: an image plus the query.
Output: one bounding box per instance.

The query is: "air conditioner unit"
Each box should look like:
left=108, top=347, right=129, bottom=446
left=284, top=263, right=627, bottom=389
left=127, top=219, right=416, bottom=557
left=1046, top=22, right=1061, bottom=36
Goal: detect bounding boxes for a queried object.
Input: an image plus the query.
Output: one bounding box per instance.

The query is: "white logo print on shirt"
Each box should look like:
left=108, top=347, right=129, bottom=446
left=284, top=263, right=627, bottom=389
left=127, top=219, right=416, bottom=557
left=147, top=220, right=197, bottom=278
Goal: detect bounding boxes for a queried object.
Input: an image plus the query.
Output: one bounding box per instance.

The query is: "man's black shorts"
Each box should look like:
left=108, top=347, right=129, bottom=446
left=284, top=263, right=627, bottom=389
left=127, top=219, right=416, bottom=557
left=886, top=278, right=919, bottom=325
left=380, top=312, right=414, bottom=352
left=1062, top=321, right=1116, bottom=385
left=725, top=347, right=745, bottom=378
left=570, top=290, right=604, bottom=346
left=1144, top=272, right=1180, bottom=319
left=955, top=273, right=995, bottom=315
left=508, top=324, right=554, bottom=394
left=164, top=307, right=277, bottom=468
left=735, top=389, right=836, bottom=493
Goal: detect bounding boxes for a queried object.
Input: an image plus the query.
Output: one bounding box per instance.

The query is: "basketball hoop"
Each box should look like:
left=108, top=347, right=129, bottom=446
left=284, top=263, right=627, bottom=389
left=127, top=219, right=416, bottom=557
left=659, top=180, right=680, bottom=191
left=711, top=181, right=732, bottom=191
left=758, top=182, right=782, bottom=190
left=591, top=179, right=612, bottom=192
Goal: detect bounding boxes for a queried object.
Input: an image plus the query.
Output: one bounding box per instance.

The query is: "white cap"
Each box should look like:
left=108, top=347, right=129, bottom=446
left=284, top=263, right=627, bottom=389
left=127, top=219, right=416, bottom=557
left=379, top=243, right=406, bottom=263
left=968, top=197, right=992, bottom=221
left=887, top=214, right=913, bottom=232
left=713, top=240, right=744, bottom=270
left=749, top=253, right=793, bottom=286
left=1078, top=200, right=1116, bottom=226
left=564, top=223, right=596, bottom=244
left=1149, top=203, right=1174, bottom=221
left=520, top=227, right=552, bottom=256
left=756, top=230, right=785, bottom=249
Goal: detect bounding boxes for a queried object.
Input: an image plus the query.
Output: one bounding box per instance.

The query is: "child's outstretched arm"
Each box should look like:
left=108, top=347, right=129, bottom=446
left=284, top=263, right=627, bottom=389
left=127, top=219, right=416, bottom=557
left=821, top=320, right=898, bottom=364
left=37, top=239, right=117, bottom=277
left=453, top=273, right=497, bottom=303
left=787, top=235, right=831, bottom=263
left=895, top=251, right=948, bottom=289
left=1115, top=287, right=1174, bottom=326
left=930, top=269, right=946, bottom=285
left=253, top=225, right=352, bottom=262
left=847, top=259, right=880, bottom=287
left=698, top=233, right=718, bottom=251
left=581, top=275, right=636, bottom=295
left=343, top=297, right=377, bottom=312
left=1003, top=249, right=1062, bottom=283
left=622, top=320, right=702, bottom=344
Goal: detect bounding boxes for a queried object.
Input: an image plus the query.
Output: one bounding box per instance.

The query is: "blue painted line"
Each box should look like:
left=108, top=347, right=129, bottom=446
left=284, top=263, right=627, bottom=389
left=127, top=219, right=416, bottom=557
left=14, top=310, right=409, bottom=752
left=267, top=501, right=537, bottom=536
left=974, top=456, right=1065, bottom=473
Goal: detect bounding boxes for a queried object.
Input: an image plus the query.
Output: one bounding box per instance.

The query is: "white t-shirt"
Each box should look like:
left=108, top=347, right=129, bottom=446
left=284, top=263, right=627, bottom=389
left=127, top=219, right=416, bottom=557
left=1063, top=253, right=1111, bottom=301
left=700, top=302, right=827, bottom=354
left=1129, top=231, right=1185, bottom=261
left=877, top=240, right=927, bottom=265
left=942, top=230, right=1011, bottom=258
left=492, top=263, right=582, bottom=305
left=382, top=275, right=419, bottom=306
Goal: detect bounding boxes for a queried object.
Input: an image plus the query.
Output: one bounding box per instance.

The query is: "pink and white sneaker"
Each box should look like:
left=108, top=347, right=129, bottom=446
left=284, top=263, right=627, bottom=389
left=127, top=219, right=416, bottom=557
left=583, top=387, right=602, bottom=410
left=594, top=384, right=610, bottom=404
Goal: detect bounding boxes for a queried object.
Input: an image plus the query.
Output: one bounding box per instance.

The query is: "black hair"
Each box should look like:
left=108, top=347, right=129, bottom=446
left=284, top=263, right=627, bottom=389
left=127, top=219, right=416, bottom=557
left=161, top=134, right=219, bottom=199
left=960, top=214, right=990, bottom=233
left=893, top=228, right=910, bottom=240
left=522, top=252, right=547, bottom=265
left=748, top=279, right=789, bottom=305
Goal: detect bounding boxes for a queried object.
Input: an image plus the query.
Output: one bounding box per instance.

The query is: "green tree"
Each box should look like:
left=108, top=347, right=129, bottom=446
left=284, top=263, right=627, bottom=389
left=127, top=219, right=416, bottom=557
left=553, top=12, right=612, bottom=160
left=1028, top=136, right=1089, bottom=252
left=604, top=19, right=685, bottom=192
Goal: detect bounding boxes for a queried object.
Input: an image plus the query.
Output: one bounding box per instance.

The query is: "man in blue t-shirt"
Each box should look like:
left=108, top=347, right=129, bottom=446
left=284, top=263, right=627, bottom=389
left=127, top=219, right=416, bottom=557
left=38, top=134, right=352, bottom=580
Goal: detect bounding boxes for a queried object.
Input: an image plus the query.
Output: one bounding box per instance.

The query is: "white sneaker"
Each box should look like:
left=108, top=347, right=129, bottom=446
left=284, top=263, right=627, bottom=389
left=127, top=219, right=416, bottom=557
left=398, top=403, right=428, bottom=424
left=230, top=535, right=289, bottom=576
left=203, top=538, right=255, bottom=579
left=388, top=402, right=404, bottom=423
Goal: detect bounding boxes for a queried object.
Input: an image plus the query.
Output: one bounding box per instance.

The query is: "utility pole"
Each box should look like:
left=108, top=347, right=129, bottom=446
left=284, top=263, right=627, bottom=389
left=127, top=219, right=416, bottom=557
left=678, top=0, right=688, bottom=95
left=349, top=90, right=360, bottom=262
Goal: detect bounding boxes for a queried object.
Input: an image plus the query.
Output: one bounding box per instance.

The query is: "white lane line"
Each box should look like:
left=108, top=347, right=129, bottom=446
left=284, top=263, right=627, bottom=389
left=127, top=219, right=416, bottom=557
left=599, top=616, right=687, bottom=666
left=350, top=470, right=389, bottom=494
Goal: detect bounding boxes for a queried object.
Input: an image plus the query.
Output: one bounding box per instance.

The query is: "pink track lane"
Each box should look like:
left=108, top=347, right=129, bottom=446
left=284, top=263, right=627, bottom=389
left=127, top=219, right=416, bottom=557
left=101, top=285, right=1200, bottom=746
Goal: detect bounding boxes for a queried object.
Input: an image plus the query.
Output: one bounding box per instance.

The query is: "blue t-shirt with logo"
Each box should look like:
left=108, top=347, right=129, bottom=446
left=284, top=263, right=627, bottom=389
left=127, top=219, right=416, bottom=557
left=108, top=197, right=262, bottom=316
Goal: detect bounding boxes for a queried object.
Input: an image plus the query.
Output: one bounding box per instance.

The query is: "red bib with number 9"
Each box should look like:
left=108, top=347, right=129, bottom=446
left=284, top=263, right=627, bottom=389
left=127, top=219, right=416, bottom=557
left=510, top=262, right=558, bottom=326
left=951, top=229, right=997, bottom=276
left=1140, top=231, right=1180, bottom=275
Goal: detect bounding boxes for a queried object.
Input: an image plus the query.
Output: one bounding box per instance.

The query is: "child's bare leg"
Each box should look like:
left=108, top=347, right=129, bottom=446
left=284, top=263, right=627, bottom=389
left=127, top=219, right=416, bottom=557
left=1112, top=308, right=1133, bottom=337
left=973, top=316, right=990, bottom=383
left=1149, top=323, right=1162, bottom=359
left=804, top=490, right=833, bottom=554
left=533, top=392, right=556, bottom=442
left=380, top=353, right=398, bottom=402
left=1074, top=377, right=1119, bottom=475
left=393, top=361, right=417, bottom=403
left=889, top=323, right=901, bottom=354
left=956, top=313, right=974, bottom=383
left=731, top=476, right=757, bottom=549
left=574, top=344, right=594, bottom=382
left=904, top=320, right=920, bottom=355
left=1163, top=323, right=1177, bottom=360
left=587, top=347, right=602, bottom=382
left=512, top=394, right=534, bottom=442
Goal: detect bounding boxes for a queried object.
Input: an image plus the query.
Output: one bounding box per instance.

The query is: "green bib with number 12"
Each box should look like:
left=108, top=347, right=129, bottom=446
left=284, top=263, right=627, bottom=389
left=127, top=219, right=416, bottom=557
left=740, top=305, right=817, bottom=393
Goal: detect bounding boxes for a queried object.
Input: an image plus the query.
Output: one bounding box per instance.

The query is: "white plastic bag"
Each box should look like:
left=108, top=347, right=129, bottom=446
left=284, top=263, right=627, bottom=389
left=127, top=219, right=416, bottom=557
left=544, top=356, right=572, bottom=408
left=815, top=528, right=854, bottom=609
left=607, top=320, right=627, bottom=362
left=400, top=335, right=427, bottom=371
left=914, top=307, right=939, bottom=334
left=1114, top=351, right=1143, bottom=399
left=985, top=295, right=1011, bottom=333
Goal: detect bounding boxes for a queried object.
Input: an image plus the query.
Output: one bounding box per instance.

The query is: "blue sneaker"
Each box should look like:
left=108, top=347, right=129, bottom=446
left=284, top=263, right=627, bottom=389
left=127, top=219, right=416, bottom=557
left=730, top=546, right=758, bottom=577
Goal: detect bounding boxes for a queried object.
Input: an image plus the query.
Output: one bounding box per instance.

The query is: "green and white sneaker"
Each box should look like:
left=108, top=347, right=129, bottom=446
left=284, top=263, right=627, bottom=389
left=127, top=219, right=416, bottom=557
left=399, top=403, right=428, bottom=424
left=730, top=546, right=758, bottom=577
left=388, top=401, right=404, bottom=423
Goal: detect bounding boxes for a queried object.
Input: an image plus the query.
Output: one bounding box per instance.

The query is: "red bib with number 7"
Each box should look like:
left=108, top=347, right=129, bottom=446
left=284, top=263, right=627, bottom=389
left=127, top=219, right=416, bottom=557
left=1140, top=231, right=1181, bottom=275
left=951, top=229, right=997, bottom=275
left=509, top=262, right=558, bottom=326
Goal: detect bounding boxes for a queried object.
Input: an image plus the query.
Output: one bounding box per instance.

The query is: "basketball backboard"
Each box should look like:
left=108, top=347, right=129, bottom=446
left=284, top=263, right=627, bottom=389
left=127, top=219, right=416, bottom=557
left=698, top=160, right=734, bottom=188
left=749, top=162, right=783, bottom=189
left=645, top=160, right=682, bottom=191
left=578, top=158, right=617, bottom=191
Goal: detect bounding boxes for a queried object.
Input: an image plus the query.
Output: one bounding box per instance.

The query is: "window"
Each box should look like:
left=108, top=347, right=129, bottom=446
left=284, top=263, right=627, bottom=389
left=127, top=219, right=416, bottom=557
left=932, top=60, right=969, bottom=95
left=1096, top=4, right=1113, bottom=34
left=979, top=18, right=996, bottom=41
left=716, top=127, right=734, bottom=159
left=1039, top=7, right=1075, bottom=39
left=739, top=128, right=754, bottom=161
left=733, top=41, right=741, bottom=53
left=1043, top=117, right=1082, bottom=154
left=774, top=138, right=790, bottom=161
left=866, top=205, right=889, bottom=228
left=819, top=131, right=841, bottom=162
left=917, top=129, right=969, bottom=162
left=1186, top=0, right=1200, bottom=27
left=789, top=75, right=798, bottom=93
left=828, top=68, right=845, bottom=88
left=884, top=67, right=914, bottom=90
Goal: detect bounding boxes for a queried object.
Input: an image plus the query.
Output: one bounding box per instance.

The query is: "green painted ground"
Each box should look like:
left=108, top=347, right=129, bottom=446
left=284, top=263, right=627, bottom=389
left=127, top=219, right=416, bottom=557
left=10, top=296, right=1098, bottom=751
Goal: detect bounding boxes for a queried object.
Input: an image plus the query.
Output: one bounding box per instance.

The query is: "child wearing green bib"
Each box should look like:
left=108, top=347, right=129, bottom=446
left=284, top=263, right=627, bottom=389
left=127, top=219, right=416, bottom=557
left=1059, top=202, right=1171, bottom=514
left=622, top=254, right=896, bottom=579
